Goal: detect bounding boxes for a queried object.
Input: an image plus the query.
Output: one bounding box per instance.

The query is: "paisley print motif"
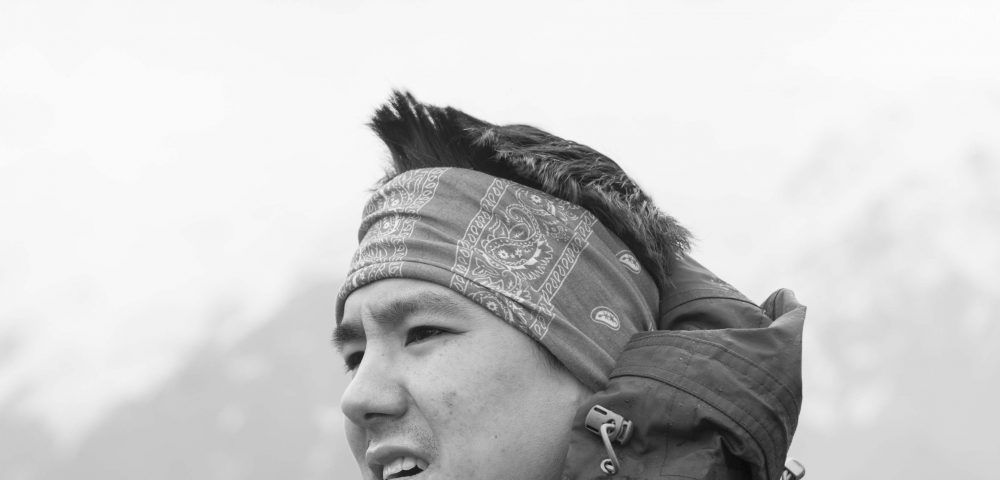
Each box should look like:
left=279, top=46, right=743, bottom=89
left=616, top=250, right=642, bottom=274
left=450, top=178, right=597, bottom=338
left=590, top=306, right=621, bottom=331
left=343, top=168, right=447, bottom=293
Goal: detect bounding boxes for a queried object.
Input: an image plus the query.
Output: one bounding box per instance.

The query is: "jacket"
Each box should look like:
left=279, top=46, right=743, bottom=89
left=561, top=254, right=805, bottom=480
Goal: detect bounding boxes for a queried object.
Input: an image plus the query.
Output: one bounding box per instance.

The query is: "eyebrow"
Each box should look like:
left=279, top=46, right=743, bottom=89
left=332, top=289, right=465, bottom=351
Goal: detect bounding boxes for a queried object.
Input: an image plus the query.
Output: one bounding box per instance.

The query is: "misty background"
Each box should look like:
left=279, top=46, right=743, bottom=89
left=2, top=1, right=998, bottom=478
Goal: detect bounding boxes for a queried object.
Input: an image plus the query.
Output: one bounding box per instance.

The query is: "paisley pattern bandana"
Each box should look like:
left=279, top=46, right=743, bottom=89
left=336, top=168, right=658, bottom=390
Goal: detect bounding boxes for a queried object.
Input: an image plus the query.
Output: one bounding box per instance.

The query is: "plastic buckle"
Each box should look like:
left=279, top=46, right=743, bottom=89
left=585, top=405, right=633, bottom=444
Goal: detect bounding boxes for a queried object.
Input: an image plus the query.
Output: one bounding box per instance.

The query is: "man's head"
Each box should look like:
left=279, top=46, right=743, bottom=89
left=335, top=92, right=691, bottom=479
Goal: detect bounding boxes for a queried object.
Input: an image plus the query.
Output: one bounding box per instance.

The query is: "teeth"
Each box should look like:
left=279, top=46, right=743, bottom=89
left=382, top=456, right=426, bottom=479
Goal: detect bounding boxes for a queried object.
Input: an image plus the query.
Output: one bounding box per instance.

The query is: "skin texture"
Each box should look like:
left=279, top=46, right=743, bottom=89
left=338, top=278, right=592, bottom=480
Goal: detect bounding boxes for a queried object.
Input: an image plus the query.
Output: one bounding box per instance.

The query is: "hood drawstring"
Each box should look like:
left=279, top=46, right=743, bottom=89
left=585, top=405, right=633, bottom=476
left=598, top=423, right=622, bottom=474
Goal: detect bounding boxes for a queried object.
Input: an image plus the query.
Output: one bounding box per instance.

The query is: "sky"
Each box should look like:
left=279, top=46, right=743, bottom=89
left=2, top=0, right=999, bottom=478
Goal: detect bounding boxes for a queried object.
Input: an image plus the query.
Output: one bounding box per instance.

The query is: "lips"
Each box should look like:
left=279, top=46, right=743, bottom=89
left=367, top=445, right=432, bottom=480
left=382, top=455, right=429, bottom=479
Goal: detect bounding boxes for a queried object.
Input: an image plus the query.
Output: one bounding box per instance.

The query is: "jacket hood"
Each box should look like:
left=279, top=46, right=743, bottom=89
left=561, top=256, right=805, bottom=480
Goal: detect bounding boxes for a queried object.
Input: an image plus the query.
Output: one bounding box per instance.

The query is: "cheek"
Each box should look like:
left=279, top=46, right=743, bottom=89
left=412, top=341, right=512, bottom=423
left=417, top=342, right=579, bottom=479
left=416, top=339, right=543, bottom=434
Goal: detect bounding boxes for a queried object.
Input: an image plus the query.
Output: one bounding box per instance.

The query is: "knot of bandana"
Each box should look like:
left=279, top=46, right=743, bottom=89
left=336, top=168, right=658, bottom=390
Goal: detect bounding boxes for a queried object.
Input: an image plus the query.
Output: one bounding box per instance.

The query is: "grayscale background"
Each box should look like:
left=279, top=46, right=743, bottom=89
left=2, top=1, right=998, bottom=479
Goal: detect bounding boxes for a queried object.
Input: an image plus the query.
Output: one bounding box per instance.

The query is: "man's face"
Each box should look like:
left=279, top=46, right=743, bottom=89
left=337, top=278, right=591, bottom=480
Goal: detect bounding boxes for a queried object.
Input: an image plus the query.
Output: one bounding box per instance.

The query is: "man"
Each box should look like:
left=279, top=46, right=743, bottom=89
left=334, top=92, right=805, bottom=480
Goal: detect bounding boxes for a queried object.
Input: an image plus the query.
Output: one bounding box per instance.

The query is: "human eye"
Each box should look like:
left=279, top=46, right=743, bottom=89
left=405, top=326, right=447, bottom=345
left=343, top=351, right=364, bottom=373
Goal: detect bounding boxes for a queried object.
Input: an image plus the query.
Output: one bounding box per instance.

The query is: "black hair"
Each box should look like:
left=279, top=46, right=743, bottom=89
left=367, top=90, right=691, bottom=286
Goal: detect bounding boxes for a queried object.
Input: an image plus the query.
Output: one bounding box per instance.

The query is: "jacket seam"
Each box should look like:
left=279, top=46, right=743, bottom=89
left=625, top=331, right=800, bottom=414
left=666, top=294, right=761, bottom=311
left=660, top=288, right=756, bottom=312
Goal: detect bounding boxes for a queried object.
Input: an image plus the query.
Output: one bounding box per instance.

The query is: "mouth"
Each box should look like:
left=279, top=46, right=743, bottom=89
left=379, top=455, right=429, bottom=480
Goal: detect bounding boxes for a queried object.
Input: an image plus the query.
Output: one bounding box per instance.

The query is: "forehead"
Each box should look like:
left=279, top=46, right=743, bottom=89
left=334, top=279, right=474, bottom=349
left=345, top=278, right=468, bottom=320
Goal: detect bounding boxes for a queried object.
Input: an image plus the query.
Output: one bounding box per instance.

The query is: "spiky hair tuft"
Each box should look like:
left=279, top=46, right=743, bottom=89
left=368, top=90, right=691, bottom=286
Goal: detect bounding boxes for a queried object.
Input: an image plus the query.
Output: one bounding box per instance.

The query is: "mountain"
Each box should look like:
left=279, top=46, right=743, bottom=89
left=0, top=280, right=362, bottom=480
left=765, top=134, right=1000, bottom=479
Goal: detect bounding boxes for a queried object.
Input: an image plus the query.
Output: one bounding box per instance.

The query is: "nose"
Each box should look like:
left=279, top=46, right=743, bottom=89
left=340, top=348, right=408, bottom=427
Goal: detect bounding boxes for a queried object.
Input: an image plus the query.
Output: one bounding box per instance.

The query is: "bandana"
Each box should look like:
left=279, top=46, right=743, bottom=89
left=336, top=168, right=658, bottom=390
